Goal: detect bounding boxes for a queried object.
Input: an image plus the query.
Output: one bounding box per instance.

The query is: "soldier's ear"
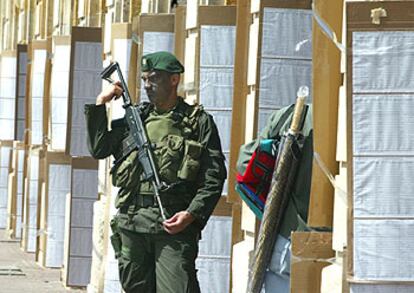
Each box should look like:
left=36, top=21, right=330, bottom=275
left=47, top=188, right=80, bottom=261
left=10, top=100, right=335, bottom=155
left=170, top=73, right=180, bottom=87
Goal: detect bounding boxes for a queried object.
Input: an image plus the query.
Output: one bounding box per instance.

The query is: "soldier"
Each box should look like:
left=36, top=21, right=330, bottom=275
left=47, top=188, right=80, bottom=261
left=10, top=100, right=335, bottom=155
left=84, top=51, right=227, bottom=293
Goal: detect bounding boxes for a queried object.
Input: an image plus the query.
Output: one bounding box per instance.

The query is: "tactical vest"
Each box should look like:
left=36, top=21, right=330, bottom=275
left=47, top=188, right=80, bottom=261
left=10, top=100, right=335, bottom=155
left=112, top=99, right=204, bottom=196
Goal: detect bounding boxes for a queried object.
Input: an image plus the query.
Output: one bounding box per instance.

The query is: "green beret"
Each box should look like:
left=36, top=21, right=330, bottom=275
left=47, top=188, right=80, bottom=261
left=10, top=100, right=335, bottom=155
left=141, top=51, right=184, bottom=74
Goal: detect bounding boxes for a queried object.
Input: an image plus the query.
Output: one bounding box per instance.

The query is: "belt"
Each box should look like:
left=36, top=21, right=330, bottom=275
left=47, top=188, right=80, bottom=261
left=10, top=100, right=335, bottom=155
left=136, top=194, right=157, bottom=208
left=119, top=193, right=181, bottom=214
left=119, top=194, right=156, bottom=214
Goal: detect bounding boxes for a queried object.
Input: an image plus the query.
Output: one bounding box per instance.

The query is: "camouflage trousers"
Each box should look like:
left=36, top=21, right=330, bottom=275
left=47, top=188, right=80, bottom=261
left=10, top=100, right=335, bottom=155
left=117, top=228, right=201, bottom=293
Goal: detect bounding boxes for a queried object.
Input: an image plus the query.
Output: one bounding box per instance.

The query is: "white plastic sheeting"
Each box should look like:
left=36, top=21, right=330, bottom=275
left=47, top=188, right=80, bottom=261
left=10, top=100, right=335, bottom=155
left=354, top=219, right=414, bottom=281
left=353, top=95, right=414, bottom=155
left=70, top=42, right=102, bottom=156
left=87, top=199, right=106, bottom=293
left=350, top=284, right=414, bottom=293
left=0, top=56, right=17, bottom=140
left=199, top=25, right=236, bottom=196
left=143, top=32, right=175, bottom=54
left=354, top=157, right=414, bottom=217
left=110, top=39, right=132, bottom=120
left=31, top=49, right=47, bottom=145
left=0, top=146, right=11, bottom=228
left=15, top=149, right=25, bottom=239
left=67, top=168, right=99, bottom=286
left=16, top=52, right=28, bottom=141
left=353, top=32, right=414, bottom=93
left=257, top=8, right=312, bottom=134
left=232, top=238, right=254, bottom=293
left=46, top=164, right=71, bottom=268
left=352, top=31, right=414, bottom=284
left=196, top=216, right=232, bottom=293
left=140, top=32, right=175, bottom=102
left=50, top=45, right=71, bottom=151
left=27, top=153, right=39, bottom=252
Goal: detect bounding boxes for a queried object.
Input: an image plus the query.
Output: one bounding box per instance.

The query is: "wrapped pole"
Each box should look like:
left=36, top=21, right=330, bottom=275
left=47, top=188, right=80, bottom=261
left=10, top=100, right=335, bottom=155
left=247, top=86, right=309, bottom=293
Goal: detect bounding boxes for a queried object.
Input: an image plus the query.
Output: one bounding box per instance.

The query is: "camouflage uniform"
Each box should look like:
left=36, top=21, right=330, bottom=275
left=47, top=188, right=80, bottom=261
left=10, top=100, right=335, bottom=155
left=85, top=52, right=226, bottom=293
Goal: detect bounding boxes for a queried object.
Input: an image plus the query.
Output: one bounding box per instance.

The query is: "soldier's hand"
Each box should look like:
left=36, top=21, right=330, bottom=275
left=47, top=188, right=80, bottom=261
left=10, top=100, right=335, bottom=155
left=163, top=211, right=195, bottom=235
left=96, top=80, right=123, bottom=105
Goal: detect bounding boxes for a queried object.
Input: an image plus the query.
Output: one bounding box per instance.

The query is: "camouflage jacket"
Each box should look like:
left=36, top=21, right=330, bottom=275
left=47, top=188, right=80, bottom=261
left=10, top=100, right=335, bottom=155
left=84, top=98, right=227, bottom=234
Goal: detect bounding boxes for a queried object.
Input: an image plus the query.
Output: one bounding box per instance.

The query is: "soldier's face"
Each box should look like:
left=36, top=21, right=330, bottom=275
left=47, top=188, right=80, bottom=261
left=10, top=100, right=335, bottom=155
left=141, top=70, right=173, bottom=104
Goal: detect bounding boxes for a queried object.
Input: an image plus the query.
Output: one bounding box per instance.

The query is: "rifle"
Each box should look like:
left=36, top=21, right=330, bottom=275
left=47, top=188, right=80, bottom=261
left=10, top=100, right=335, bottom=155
left=101, top=62, right=167, bottom=221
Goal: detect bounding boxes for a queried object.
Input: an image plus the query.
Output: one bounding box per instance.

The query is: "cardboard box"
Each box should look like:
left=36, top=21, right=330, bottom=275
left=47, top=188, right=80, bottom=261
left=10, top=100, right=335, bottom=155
left=290, top=231, right=334, bottom=293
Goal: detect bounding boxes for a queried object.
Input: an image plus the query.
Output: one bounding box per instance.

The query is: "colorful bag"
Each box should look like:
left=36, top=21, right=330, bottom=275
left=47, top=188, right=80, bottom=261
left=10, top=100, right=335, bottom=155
left=235, top=105, right=295, bottom=218
left=236, top=139, right=277, bottom=205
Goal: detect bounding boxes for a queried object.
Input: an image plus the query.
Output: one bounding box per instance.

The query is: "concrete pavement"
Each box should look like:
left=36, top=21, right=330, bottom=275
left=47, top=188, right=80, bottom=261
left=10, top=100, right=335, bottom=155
left=0, top=229, right=86, bottom=293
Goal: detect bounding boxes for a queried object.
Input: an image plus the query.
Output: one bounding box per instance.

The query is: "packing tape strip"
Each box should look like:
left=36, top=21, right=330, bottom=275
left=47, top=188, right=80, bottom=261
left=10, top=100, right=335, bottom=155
left=312, top=3, right=346, bottom=54
left=6, top=213, right=17, bottom=219
left=36, top=228, right=48, bottom=236
left=291, top=254, right=340, bottom=266
left=18, top=224, right=48, bottom=236
left=313, top=152, right=347, bottom=206
left=131, top=33, right=141, bottom=45
left=371, top=7, right=387, bottom=25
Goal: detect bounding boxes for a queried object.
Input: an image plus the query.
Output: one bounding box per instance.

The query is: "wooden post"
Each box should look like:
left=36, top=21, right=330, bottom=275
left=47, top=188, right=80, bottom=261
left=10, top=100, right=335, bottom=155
left=307, top=0, right=343, bottom=228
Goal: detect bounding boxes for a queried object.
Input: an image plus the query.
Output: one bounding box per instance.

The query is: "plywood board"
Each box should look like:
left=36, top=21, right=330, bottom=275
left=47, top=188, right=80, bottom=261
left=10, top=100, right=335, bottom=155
left=308, top=0, right=343, bottom=228
left=290, top=232, right=334, bottom=293
left=64, top=157, right=98, bottom=287
left=37, top=151, right=71, bottom=267
left=66, top=27, right=102, bottom=157
left=174, top=6, right=187, bottom=88
left=346, top=1, right=414, bottom=285
left=199, top=24, right=236, bottom=197
left=228, top=0, right=251, bottom=205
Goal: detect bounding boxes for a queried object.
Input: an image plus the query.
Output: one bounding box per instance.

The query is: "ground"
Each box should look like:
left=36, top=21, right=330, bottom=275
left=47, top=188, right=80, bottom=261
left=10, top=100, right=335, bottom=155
left=0, top=229, right=86, bottom=293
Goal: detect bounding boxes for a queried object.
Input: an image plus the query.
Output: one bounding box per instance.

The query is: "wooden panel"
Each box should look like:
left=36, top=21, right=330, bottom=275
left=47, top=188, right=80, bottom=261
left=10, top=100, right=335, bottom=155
left=139, top=14, right=175, bottom=32
left=64, top=158, right=98, bottom=286
left=228, top=1, right=250, bottom=204
left=229, top=3, right=251, bottom=289
left=36, top=151, right=71, bottom=267
left=347, top=1, right=414, bottom=30
left=213, top=196, right=233, bottom=217
left=53, top=35, right=71, bottom=46
left=66, top=26, right=102, bottom=157
left=290, top=232, right=334, bottom=293
left=260, top=0, right=311, bottom=10
left=307, top=0, right=343, bottom=228
left=345, top=0, right=414, bottom=282
left=198, top=6, right=237, bottom=25
left=174, top=6, right=187, bottom=69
